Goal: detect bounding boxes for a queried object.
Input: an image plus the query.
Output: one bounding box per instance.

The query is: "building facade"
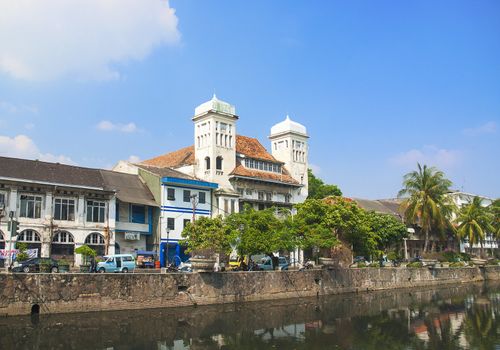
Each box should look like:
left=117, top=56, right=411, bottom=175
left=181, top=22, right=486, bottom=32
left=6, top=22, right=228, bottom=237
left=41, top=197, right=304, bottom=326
left=113, top=161, right=218, bottom=266
left=139, top=95, right=309, bottom=215
left=0, top=157, right=156, bottom=267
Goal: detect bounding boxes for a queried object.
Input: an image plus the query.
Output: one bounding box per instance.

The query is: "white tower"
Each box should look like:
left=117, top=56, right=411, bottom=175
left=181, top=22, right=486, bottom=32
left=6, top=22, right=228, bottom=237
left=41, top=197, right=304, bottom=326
left=269, top=115, right=309, bottom=201
left=193, top=95, right=238, bottom=188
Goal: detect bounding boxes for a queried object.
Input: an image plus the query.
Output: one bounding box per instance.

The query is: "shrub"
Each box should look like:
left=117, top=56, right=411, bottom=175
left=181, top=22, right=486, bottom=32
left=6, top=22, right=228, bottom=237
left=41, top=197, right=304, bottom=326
left=387, top=251, right=400, bottom=261
left=460, top=253, right=471, bottom=262
left=15, top=242, right=29, bottom=262
left=450, top=261, right=465, bottom=268
left=442, top=251, right=462, bottom=262
left=357, top=262, right=367, bottom=268
left=369, top=262, right=379, bottom=268
left=407, top=262, right=423, bottom=268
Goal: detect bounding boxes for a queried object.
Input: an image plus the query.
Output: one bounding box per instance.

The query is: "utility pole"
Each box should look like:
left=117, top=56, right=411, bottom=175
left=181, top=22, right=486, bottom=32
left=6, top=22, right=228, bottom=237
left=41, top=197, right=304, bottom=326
left=190, top=194, right=198, bottom=223
left=165, top=228, right=170, bottom=267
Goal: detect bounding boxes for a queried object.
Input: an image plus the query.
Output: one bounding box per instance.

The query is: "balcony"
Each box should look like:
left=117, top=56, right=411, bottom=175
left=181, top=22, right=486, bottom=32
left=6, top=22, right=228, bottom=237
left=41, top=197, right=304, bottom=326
left=115, top=221, right=150, bottom=234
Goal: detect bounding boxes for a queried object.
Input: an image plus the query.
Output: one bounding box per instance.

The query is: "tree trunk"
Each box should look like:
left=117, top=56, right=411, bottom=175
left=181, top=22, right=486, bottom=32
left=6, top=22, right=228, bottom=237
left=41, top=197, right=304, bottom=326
left=423, top=229, right=429, bottom=253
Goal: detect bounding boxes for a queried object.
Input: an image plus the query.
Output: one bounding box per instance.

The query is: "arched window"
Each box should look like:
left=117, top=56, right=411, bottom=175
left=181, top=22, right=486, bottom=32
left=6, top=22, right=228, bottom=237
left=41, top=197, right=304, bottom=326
left=216, top=156, right=223, bottom=170
left=0, top=231, right=4, bottom=241
left=205, top=156, right=211, bottom=170
left=18, top=230, right=41, bottom=242
left=52, top=230, right=75, bottom=244
left=85, top=232, right=105, bottom=245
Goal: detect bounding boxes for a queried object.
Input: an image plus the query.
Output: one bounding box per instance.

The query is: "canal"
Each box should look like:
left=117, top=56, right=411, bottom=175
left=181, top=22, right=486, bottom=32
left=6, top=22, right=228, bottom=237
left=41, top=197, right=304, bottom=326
left=1, top=282, right=499, bottom=349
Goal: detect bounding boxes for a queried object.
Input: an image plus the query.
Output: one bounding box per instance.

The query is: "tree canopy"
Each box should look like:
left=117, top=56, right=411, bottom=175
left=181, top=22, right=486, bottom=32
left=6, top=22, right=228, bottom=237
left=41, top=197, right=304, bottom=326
left=398, top=163, right=455, bottom=253
left=181, top=216, right=234, bottom=256
left=456, top=196, right=494, bottom=255
left=308, top=169, right=342, bottom=199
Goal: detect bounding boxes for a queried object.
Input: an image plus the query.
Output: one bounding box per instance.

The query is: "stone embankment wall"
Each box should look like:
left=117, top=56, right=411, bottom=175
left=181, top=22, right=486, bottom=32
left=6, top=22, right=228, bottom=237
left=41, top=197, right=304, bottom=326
left=1, top=266, right=499, bottom=316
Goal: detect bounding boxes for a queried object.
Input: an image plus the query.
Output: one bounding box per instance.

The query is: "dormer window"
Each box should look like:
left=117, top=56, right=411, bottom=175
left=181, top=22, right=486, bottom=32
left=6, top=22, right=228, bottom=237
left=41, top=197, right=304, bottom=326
left=243, top=158, right=281, bottom=173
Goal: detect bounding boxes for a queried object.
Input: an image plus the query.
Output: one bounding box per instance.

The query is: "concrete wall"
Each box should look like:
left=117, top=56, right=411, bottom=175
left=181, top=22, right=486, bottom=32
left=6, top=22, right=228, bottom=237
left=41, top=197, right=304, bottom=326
left=1, top=266, right=499, bottom=316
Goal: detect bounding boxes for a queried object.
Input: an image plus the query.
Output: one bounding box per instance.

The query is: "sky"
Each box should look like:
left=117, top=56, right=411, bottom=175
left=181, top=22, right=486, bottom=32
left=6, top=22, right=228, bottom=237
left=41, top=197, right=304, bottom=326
left=0, top=0, right=498, bottom=199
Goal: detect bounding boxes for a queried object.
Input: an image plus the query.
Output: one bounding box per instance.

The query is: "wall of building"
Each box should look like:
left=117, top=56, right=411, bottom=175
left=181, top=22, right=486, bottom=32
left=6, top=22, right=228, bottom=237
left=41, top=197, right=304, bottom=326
left=1, top=266, right=499, bottom=316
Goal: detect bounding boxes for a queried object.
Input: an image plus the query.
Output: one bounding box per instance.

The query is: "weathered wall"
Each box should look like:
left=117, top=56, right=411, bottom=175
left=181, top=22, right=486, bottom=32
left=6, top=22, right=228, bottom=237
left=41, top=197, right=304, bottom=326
left=1, top=266, right=499, bottom=316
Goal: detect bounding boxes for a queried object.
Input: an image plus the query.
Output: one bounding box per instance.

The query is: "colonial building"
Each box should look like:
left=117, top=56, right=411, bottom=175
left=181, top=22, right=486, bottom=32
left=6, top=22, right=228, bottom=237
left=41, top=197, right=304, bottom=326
left=139, top=95, right=309, bottom=215
left=0, top=156, right=156, bottom=267
left=113, top=161, right=218, bottom=267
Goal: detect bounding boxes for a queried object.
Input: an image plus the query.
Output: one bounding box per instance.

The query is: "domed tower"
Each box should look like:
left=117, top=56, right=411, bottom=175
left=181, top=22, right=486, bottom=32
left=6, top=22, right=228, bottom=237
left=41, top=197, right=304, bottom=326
left=193, top=95, right=238, bottom=188
left=269, top=115, right=309, bottom=201
left=269, top=115, right=309, bottom=200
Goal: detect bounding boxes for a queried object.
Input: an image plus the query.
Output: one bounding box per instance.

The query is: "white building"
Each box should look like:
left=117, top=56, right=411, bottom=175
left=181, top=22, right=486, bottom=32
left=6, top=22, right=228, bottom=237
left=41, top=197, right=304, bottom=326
left=0, top=157, right=157, bottom=267
left=447, top=191, right=497, bottom=254
left=112, top=162, right=218, bottom=266
left=140, top=95, right=309, bottom=215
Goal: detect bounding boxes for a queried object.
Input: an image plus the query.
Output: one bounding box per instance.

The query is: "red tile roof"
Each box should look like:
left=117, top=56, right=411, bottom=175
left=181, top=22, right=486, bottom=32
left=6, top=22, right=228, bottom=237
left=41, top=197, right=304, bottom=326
left=141, top=145, right=195, bottom=168
left=229, top=163, right=300, bottom=185
left=141, top=135, right=300, bottom=186
left=235, top=135, right=279, bottom=162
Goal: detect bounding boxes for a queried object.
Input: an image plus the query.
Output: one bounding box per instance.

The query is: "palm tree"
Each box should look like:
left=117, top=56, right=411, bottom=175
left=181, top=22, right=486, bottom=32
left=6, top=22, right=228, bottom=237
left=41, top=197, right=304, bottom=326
left=456, top=196, right=494, bottom=256
left=398, top=163, right=455, bottom=253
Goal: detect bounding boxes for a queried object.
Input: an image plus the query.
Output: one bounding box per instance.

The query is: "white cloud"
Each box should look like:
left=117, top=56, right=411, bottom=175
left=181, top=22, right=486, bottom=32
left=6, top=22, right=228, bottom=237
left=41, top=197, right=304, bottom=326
left=390, top=145, right=461, bottom=169
left=463, top=121, right=497, bottom=136
left=127, top=155, right=141, bottom=163
left=0, top=0, right=180, bottom=81
left=96, top=120, right=139, bottom=133
left=0, top=134, right=75, bottom=165
left=0, top=101, right=38, bottom=115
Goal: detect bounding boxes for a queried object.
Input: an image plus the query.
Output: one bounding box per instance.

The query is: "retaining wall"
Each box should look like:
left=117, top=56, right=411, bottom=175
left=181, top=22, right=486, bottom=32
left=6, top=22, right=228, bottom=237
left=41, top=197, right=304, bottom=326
left=1, top=266, right=499, bottom=316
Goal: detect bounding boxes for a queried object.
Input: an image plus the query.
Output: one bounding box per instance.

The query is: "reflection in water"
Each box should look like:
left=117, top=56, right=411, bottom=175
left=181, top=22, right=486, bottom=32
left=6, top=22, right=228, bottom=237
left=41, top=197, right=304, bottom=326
left=1, top=282, right=499, bottom=349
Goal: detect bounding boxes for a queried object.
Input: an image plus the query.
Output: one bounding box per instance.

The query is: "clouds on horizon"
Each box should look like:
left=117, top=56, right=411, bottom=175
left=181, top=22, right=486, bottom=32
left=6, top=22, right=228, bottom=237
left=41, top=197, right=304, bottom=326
left=0, top=0, right=180, bottom=81
left=0, top=134, right=75, bottom=165
left=96, top=120, right=139, bottom=133
left=462, top=121, right=497, bottom=136
left=389, top=145, right=462, bottom=170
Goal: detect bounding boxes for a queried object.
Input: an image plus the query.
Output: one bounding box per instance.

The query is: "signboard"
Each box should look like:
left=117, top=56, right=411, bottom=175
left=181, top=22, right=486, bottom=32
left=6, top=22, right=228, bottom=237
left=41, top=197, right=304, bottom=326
left=0, top=249, right=38, bottom=260
left=124, top=232, right=140, bottom=241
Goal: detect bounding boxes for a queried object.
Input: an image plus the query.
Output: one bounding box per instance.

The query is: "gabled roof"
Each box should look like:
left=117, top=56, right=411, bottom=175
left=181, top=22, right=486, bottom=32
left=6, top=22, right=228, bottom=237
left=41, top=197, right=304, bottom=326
left=351, top=198, right=403, bottom=219
left=135, top=164, right=195, bottom=180
left=141, top=135, right=282, bottom=169
left=100, top=170, right=158, bottom=207
left=235, top=135, right=280, bottom=162
left=0, top=156, right=104, bottom=189
left=229, top=162, right=300, bottom=186
left=141, top=145, right=195, bottom=168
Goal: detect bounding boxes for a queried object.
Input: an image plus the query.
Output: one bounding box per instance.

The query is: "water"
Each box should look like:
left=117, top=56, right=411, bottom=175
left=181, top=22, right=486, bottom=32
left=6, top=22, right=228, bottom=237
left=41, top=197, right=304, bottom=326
left=1, top=282, right=499, bottom=349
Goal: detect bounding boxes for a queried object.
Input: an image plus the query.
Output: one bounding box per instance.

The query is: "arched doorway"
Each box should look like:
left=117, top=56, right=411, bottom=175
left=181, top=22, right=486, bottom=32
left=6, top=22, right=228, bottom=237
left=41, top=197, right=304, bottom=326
left=84, top=232, right=106, bottom=257
left=17, top=230, right=42, bottom=257
left=51, top=230, right=75, bottom=262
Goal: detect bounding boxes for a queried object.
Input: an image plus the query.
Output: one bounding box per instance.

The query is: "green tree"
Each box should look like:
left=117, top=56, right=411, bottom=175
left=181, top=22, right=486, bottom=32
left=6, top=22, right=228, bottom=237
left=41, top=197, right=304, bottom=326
left=364, top=211, right=408, bottom=254
left=307, top=169, right=342, bottom=199
left=456, top=196, right=494, bottom=256
left=398, top=163, right=455, bottom=253
left=225, top=206, right=293, bottom=268
left=490, top=198, right=500, bottom=238
left=181, top=216, right=234, bottom=257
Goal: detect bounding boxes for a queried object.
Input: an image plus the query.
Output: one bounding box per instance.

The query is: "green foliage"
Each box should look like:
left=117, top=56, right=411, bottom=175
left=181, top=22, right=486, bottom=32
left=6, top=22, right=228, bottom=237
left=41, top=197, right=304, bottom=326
left=490, top=198, right=500, bottom=237
left=15, top=242, right=29, bottom=262
left=407, top=261, right=423, bottom=268
left=75, top=245, right=97, bottom=257
left=398, top=163, right=455, bottom=253
left=456, top=196, right=495, bottom=253
left=442, top=251, right=462, bottom=262
left=364, top=211, right=408, bottom=252
left=450, top=261, right=465, bottom=268
left=307, top=169, right=342, bottom=199
left=460, top=252, right=471, bottom=261
left=387, top=251, right=400, bottom=261
left=225, top=205, right=292, bottom=257
left=181, top=216, right=234, bottom=256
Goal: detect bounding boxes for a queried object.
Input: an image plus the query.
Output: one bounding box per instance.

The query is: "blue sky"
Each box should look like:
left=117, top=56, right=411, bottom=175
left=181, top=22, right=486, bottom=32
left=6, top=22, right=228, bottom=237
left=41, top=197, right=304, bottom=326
left=0, top=0, right=498, bottom=199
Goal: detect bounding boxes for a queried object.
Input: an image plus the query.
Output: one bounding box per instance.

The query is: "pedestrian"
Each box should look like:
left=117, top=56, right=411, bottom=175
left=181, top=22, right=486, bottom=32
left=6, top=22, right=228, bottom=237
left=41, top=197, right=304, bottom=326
left=90, top=255, right=96, bottom=273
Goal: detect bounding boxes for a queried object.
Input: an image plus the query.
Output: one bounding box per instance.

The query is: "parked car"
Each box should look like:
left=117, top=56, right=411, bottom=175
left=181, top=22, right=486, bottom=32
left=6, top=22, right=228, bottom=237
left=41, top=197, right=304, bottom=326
left=257, top=256, right=289, bottom=271
left=178, top=259, right=192, bottom=272
left=12, top=258, right=59, bottom=273
left=97, top=254, right=135, bottom=273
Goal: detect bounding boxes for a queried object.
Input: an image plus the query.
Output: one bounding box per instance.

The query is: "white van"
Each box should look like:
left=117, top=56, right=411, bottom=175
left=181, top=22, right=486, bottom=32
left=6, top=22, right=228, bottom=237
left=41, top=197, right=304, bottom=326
left=97, top=254, right=136, bottom=273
